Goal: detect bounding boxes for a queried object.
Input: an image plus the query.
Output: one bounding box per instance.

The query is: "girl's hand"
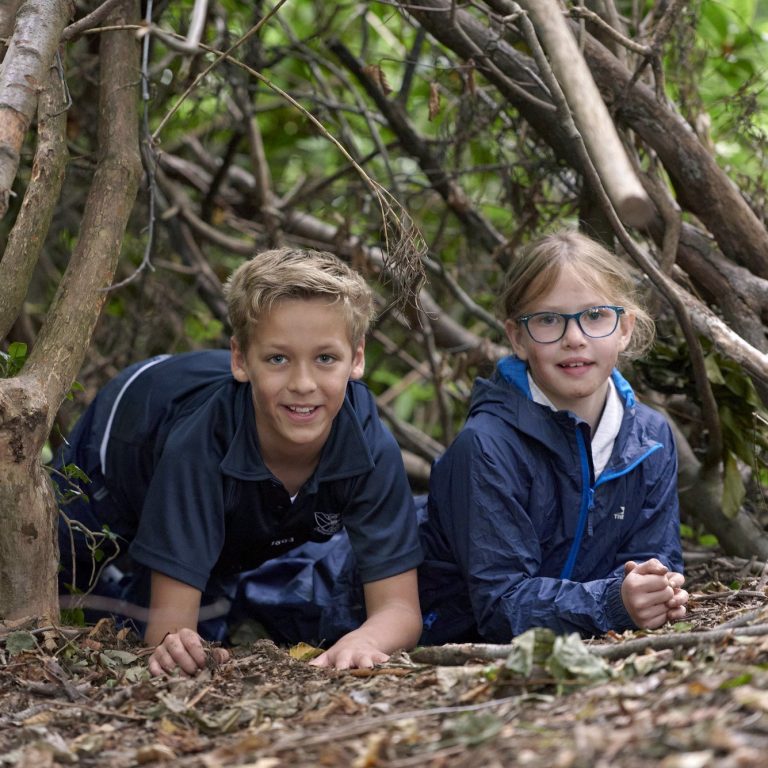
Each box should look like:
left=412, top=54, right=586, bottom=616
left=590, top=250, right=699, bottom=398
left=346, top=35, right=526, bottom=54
left=621, top=559, right=675, bottom=629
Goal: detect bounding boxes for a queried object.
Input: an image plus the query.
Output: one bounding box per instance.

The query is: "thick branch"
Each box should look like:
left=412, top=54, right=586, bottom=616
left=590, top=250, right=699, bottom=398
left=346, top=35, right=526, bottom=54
left=24, top=0, right=142, bottom=421
left=0, top=0, right=23, bottom=41
left=408, top=0, right=768, bottom=278
left=0, top=61, right=68, bottom=341
left=0, top=0, right=74, bottom=219
left=516, top=0, right=652, bottom=227
left=579, top=26, right=768, bottom=279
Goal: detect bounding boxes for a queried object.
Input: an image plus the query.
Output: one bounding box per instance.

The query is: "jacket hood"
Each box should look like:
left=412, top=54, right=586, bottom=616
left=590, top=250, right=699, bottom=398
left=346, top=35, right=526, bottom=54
left=469, top=356, right=660, bottom=476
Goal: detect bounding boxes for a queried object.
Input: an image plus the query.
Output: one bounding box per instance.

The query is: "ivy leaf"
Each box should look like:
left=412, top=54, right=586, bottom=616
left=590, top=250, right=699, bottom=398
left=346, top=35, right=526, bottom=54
left=545, top=633, right=612, bottom=683
left=5, top=631, right=38, bottom=655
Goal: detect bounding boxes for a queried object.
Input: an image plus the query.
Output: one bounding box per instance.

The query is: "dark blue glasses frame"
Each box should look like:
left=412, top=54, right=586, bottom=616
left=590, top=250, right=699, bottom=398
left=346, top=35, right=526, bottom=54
left=516, top=305, right=625, bottom=344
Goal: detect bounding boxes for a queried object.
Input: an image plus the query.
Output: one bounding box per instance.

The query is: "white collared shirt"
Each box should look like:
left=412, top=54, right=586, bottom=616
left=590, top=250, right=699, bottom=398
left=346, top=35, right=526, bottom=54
left=528, top=373, right=624, bottom=479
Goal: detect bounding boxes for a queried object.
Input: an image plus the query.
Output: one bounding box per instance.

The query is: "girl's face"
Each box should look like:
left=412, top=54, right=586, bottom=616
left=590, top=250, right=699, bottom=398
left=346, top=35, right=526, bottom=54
left=504, top=265, right=635, bottom=428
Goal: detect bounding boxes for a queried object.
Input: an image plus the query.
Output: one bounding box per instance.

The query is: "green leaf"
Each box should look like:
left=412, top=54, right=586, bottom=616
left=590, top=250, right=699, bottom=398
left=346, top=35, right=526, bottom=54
left=545, top=633, right=612, bottom=683
left=5, top=631, right=38, bottom=655
left=720, top=672, right=753, bottom=689
left=504, top=627, right=555, bottom=676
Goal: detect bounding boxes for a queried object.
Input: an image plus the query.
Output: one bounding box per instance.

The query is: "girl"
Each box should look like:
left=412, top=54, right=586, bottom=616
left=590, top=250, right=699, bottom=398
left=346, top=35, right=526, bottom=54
left=418, top=230, right=689, bottom=643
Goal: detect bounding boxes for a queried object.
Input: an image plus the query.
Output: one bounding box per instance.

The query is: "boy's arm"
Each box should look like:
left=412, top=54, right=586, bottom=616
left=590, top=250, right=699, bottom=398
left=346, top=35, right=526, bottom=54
left=146, top=571, right=228, bottom=676
left=310, top=569, right=422, bottom=669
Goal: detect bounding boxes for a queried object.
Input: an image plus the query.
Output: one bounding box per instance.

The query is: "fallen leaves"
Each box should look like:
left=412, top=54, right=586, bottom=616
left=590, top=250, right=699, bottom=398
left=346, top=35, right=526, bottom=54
left=2, top=557, right=768, bottom=766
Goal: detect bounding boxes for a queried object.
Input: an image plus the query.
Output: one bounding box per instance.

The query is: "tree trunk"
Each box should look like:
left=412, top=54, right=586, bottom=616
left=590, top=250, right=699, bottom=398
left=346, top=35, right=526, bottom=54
left=0, top=0, right=141, bottom=623
left=0, top=378, right=58, bottom=622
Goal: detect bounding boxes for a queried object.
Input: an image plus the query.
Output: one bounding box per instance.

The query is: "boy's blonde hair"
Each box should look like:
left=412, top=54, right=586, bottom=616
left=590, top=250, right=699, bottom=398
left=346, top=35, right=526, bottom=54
left=498, top=230, right=655, bottom=359
left=225, top=247, right=375, bottom=349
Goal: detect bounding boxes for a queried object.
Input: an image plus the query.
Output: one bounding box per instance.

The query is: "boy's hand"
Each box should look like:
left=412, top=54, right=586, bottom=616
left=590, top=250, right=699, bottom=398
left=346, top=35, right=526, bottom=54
left=148, top=628, right=230, bottom=677
left=621, top=558, right=677, bottom=629
left=309, top=631, right=389, bottom=670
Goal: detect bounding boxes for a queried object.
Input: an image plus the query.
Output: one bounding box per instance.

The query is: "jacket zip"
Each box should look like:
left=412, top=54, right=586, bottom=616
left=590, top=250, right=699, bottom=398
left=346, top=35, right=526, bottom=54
left=559, top=429, right=663, bottom=580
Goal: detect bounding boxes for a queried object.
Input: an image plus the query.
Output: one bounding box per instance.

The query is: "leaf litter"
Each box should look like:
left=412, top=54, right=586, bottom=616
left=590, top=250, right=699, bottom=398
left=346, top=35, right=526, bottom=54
left=2, top=553, right=768, bottom=766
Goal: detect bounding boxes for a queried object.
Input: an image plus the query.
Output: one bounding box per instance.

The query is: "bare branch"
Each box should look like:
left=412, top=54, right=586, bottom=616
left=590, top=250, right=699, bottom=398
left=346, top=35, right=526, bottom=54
left=0, top=0, right=74, bottom=220
left=515, top=0, right=653, bottom=227
left=0, top=56, right=68, bottom=340
left=24, top=0, right=142, bottom=417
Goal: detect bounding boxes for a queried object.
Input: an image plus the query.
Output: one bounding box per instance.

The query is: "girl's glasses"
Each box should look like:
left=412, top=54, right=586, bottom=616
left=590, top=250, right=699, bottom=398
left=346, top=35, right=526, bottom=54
left=516, top=306, right=625, bottom=344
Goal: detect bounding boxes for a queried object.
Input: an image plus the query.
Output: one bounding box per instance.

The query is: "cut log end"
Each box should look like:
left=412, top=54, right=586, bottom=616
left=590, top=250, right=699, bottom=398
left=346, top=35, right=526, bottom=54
left=617, top=193, right=655, bottom=229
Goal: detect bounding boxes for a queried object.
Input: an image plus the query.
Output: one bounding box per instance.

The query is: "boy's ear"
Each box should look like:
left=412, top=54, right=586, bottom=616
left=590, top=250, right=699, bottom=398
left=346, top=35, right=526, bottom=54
left=350, top=339, right=366, bottom=380
left=230, top=337, right=249, bottom=382
left=504, top=319, right=528, bottom=361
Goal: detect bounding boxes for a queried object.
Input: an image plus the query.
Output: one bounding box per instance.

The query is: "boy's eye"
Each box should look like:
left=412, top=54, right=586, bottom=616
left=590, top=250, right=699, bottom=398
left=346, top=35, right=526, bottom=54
left=317, top=354, right=336, bottom=364
left=268, top=354, right=287, bottom=365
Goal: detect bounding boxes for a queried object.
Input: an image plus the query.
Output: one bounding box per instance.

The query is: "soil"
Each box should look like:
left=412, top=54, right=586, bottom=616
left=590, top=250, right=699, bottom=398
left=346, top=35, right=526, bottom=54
left=2, top=550, right=768, bottom=768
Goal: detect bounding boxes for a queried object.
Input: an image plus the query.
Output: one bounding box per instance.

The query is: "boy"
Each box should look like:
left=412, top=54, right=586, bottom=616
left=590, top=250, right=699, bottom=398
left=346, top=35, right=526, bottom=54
left=55, top=248, right=423, bottom=675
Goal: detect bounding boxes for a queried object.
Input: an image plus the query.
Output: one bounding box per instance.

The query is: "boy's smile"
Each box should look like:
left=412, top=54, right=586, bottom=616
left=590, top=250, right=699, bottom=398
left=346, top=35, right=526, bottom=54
left=230, top=297, right=365, bottom=469
left=504, top=267, right=634, bottom=429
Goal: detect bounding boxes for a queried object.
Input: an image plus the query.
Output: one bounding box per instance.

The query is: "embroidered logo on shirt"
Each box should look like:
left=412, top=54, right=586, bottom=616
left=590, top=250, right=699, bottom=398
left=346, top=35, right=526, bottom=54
left=270, top=537, right=295, bottom=547
left=314, top=509, right=342, bottom=536
left=614, top=506, right=625, bottom=520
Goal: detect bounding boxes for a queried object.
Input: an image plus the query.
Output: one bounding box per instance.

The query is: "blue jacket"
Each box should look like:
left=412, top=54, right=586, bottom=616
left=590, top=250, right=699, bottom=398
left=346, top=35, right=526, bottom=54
left=418, top=356, right=682, bottom=643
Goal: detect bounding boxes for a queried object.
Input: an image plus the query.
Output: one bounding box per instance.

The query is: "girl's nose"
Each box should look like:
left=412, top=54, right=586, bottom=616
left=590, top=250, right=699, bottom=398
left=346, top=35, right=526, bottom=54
left=561, top=316, right=587, bottom=346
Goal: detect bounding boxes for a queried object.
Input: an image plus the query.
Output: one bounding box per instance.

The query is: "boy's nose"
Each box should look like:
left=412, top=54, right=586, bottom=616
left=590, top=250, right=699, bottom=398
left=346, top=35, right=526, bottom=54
left=288, top=364, right=317, bottom=392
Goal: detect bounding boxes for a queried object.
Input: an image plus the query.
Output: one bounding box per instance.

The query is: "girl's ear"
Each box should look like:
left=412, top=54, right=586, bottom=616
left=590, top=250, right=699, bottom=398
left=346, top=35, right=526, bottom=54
left=504, top=318, right=528, bottom=361
left=617, top=311, right=636, bottom=354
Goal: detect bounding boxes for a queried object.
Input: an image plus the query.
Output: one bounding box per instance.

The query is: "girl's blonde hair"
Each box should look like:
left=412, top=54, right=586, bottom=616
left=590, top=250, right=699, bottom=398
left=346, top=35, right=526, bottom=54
left=225, top=247, right=375, bottom=350
left=498, top=230, right=655, bottom=359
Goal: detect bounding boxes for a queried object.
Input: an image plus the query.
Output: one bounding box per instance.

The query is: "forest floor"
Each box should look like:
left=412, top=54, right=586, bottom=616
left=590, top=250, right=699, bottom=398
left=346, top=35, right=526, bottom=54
left=2, top=549, right=768, bottom=768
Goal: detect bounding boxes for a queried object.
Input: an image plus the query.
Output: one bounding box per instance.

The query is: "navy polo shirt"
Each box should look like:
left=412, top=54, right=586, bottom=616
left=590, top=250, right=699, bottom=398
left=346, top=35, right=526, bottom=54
left=78, top=350, right=422, bottom=594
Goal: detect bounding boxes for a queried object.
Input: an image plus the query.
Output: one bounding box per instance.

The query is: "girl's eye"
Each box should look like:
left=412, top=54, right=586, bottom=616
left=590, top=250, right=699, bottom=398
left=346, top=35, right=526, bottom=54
left=533, top=313, right=560, bottom=327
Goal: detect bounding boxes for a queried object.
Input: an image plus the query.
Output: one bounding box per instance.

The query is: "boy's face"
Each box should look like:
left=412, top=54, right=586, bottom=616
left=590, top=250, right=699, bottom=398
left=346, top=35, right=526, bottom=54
left=231, top=297, right=365, bottom=463
left=504, top=266, right=634, bottom=424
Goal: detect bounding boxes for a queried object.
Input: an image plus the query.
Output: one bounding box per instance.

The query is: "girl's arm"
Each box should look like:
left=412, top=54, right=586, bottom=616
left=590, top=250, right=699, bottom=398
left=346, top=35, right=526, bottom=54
left=431, top=429, right=632, bottom=639
left=310, top=569, right=422, bottom=669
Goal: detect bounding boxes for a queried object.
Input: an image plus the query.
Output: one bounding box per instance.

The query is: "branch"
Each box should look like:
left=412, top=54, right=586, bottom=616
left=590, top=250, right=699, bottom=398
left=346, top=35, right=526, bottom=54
left=329, top=38, right=506, bottom=255
left=515, top=0, right=653, bottom=227
left=0, top=55, right=68, bottom=340
left=0, top=0, right=22, bottom=41
left=512, top=4, right=724, bottom=466
left=24, top=0, right=142, bottom=419
left=410, top=623, right=768, bottom=665
left=61, top=0, right=123, bottom=41
left=0, top=0, right=74, bottom=220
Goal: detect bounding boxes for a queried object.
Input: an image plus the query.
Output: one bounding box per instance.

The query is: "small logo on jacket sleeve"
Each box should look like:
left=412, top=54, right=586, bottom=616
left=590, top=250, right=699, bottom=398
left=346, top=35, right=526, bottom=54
left=614, top=506, right=625, bottom=520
